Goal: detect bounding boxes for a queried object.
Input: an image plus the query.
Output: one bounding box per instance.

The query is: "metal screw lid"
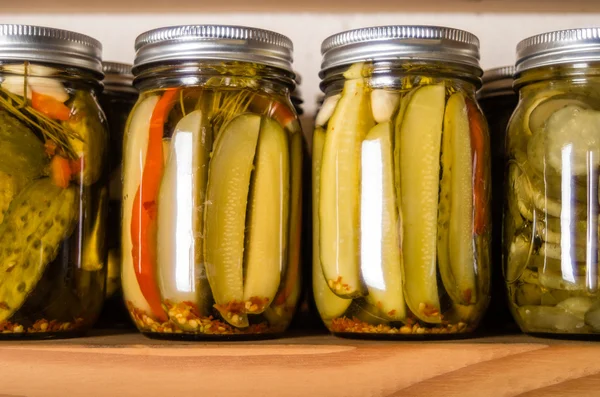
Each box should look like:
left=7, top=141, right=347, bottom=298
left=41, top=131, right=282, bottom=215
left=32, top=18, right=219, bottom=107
left=134, top=25, right=294, bottom=74
left=320, top=25, right=481, bottom=75
left=516, top=28, right=600, bottom=73
left=478, top=65, right=516, bottom=98
left=102, top=61, right=134, bottom=91
left=0, top=25, right=102, bottom=75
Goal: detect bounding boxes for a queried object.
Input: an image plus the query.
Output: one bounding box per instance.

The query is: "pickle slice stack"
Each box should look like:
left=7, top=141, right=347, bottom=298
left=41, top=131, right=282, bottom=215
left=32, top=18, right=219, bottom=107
left=506, top=88, right=600, bottom=334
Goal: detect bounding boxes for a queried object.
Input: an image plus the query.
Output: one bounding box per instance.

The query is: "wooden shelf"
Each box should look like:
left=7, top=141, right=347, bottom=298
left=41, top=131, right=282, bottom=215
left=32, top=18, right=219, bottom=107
left=4, top=0, right=600, bottom=13
left=2, top=331, right=600, bottom=396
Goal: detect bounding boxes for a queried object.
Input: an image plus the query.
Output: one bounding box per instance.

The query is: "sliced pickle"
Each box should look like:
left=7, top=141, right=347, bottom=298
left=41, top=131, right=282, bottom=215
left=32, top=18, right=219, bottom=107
left=398, top=84, right=445, bottom=323
left=312, top=126, right=351, bottom=321
left=557, top=297, right=594, bottom=320
left=528, top=96, right=592, bottom=136
left=515, top=283, right=542, bottom=306
left=242, top=117, right=289, bottom=313
left=535, top=216, right=592, bottom=246
left=204, top=113, right=261, bottom=327
left=518, top=305, right=587, bottom=333
left=438, top=92, right=475, bottom=305
left=506, top=228, right=533, bottom=283
left=157, top=110, right=210, bottom=313
left=360, top=122, right=406, bottom=320
left=505, top=162, right=529, bottom=238
left=536, top=105, right=600, bottom=176
left=537, top=269, right=591, bottom=291
left=585, top=301, right=600, bottom=331
left=121, top=95, right=160, bottom=315
left=540, top=241, right=588, bottom=263
left=319, top=63, right=374, bottom=298
left=521, top=89, right=564, bottom=137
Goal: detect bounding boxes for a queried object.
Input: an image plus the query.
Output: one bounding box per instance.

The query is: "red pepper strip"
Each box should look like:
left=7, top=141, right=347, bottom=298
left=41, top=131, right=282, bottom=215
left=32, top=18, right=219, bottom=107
left=131, top=89, right=178, bottom=321
left=49, top=155, right=71, bottom=189
left=466, top=99, right=489, bottom=235
left=252, top=94, right=297, bottom=129
left=31, top=91, right=71, bottom=121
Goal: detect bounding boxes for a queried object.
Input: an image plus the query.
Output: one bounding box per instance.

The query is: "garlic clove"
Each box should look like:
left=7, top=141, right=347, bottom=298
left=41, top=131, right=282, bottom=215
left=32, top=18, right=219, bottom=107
left=28, top=77, right=69, bottom=103
left=2, top=63, right=57, bottom=76
left=315, top=93, right=341, bottom=127
left=1, top=76, right=32, bottom=99
left=371, top=89, right=400, bottom=124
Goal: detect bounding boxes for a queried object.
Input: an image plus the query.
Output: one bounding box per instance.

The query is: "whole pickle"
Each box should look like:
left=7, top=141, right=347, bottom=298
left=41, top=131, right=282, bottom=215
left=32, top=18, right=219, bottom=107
left=0, top=178, right=78, bottom=322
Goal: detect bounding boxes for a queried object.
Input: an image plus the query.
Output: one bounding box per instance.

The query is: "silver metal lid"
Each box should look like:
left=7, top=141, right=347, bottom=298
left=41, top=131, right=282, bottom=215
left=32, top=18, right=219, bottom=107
left=102, top=61, right=134, bottom=89
left=320, top=25, right=481, bottom=75
left=516, top=28, right=600, bottom=73
left=0, top=24, right=102, bottom=75
left=134, top=25, right=294, bottom=73
left=479, top=65, right=516, bottom=98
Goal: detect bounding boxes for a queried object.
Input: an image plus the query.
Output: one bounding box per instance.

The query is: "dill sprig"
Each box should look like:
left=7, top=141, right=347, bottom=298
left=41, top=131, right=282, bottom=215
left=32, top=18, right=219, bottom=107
left=210, top=89, right=255, bottom=136
left=0, top=85, right=81, bottom=159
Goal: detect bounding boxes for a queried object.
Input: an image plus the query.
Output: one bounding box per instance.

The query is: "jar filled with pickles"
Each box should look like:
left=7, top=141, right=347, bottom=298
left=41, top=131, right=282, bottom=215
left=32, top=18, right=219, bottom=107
left=478, top=66, right=518, bottom=330
left=0, top=25, right=108, bottom=338
left=123, top=25, right=303, bottom=339
left=314, top=26, right=491, bottom=337
left=97, top=62, right=137, bottom=328
left=505, top=28, right=600, bottom=335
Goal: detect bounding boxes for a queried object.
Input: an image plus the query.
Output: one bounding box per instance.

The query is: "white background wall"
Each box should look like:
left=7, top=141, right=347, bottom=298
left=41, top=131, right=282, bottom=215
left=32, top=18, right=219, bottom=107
left=2, top=13, right=600, bottom=115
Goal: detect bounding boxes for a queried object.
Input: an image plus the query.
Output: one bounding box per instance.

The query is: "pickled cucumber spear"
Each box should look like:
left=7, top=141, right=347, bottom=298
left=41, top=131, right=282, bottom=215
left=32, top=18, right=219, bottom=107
left=438, top=93, right=476, bottom=305
left=157, top=110, right=209, bottom=310
left=398, top=84, right=445, bottom=323
left=243, top=117, right=290, bottom=313
left=320, top=62, right=374, bottom=298
left=204, top=113, right=261, bottom=327
left=312, top=127, right=351, bottom=321
left=271, top=131, right=303, bottom=309
left=361, top=122, right=406, bottom=320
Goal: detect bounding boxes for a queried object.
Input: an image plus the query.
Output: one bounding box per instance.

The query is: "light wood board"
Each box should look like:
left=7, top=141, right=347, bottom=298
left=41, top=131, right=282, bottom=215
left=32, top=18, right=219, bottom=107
left=0, top=332, right=599, bottom=396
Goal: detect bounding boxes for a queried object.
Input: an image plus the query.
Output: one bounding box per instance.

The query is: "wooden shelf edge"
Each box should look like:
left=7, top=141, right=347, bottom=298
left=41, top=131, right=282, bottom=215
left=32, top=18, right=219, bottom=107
left=1, top=332, right=600, bottom=396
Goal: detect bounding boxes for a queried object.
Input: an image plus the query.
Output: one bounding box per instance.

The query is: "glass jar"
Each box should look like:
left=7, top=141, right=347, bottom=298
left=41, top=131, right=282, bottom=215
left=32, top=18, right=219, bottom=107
left=505, top=28, right=600, bottom=336
left=123, top=25, right=302, bottom=340
left=97, top=62, right=138, bottom=328
left=0, top=25, right=108, bottom=338
left=314, top=25, right=491, bottom=338
left=478, top=66, right=518, bottom=331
